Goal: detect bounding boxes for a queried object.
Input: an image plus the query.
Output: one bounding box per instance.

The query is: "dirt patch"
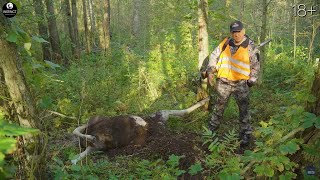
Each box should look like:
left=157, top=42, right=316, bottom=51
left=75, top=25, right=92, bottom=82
left=105, top=117, right=205, bottom=169
left=49, top=116, right=208, bottom=178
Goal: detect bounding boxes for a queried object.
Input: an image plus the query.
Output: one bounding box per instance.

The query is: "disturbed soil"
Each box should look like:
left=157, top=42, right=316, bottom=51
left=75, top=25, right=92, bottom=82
left=56, top=116, right=209, bottom=179
left=104, top=117, right=206, bottom=169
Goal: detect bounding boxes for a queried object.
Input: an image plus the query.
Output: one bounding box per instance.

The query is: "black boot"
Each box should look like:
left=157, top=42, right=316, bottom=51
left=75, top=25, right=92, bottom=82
left=240, top=133, right=251, bottom=147
left=208, top=122, right=218, bottom=133
left=208, top=113, right=221, bottom=132
left=237, top=132, right=251, bottom=154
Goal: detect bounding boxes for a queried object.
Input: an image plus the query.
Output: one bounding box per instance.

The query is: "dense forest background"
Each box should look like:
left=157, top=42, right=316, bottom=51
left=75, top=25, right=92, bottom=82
left=0, top=0, right=319, bottom=179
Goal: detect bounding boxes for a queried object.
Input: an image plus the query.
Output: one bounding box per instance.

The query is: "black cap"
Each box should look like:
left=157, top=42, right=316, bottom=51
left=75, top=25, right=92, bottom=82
left=230, top=21, right=243, bottom=32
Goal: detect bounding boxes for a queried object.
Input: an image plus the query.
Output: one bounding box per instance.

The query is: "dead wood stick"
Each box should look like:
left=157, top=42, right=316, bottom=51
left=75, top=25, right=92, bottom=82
left=47, top=110, right=77, bottom=120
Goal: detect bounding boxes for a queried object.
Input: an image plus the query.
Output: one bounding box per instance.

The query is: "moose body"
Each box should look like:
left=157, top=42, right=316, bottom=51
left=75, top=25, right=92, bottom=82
left=71, top=98, right=210, bottom=164
left=71, top=115, right=148, bottom=164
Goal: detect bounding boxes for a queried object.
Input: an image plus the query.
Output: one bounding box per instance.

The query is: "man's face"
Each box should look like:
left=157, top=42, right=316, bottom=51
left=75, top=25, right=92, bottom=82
left=231, top=29, right=245, bottom=43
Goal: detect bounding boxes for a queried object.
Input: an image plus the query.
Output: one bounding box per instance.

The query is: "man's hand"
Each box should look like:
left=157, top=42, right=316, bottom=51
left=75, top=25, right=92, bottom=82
left=207, top=72, right=214, bottom=86
left=201, top=66, right=216, bottom=79
left=247, top=77, right=257, bottom=87
left=206, top=66, right=216, bottom=86
left=207, top=66, right=217, bottom=74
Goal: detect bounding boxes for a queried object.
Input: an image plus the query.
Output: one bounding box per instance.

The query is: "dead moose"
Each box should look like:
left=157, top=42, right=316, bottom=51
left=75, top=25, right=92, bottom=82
left=71, top=98, right=209, bottom=164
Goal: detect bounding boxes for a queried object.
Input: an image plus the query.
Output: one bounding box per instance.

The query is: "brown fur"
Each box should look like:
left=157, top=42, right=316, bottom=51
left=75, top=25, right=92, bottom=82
left=80, top=115, right=147, bottom=151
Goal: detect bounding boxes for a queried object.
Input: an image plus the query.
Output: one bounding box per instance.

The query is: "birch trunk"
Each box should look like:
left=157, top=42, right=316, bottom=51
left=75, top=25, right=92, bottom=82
left=45, top=0, right=63, bottom=64
left=102, top=0, right=111, bottom=52
left=71, top=0, right=80, bottom=57
left=197, top=0, right=209, bottom=71
left=89, top=0, right=100, bottom=49
left=260, top=0, right=267, bottom=61
left=64, top=0, right=76, bottom=56
left=82, top=0, right=91, bottom=53
left=33, top=0, right=51, bottom=61
left=132, top=0, right=141, bottom=37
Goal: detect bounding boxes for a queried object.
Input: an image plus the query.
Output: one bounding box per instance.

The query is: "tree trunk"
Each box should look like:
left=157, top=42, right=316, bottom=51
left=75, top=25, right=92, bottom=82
left=293, top=0, right=297, bottom=60
left=45, top=0, right=63, bottom=64
left=132, top=0, right=141, bottom=38
left=88, top=0, right=99, bottom=49
left=33, top=0, right=51, bottom=61
left=287, top=0, right=293, bottom=30
left=260, top=0, right=267, bottom=61
left=309, top=65, right=320, bottom=115
left=198, top=0, right=209, bottom=71
left=0, top=68, right=15, bottom=121
left=239, top=0, right=244, bottom=21
left=117, top=0, right=120, bottom=34
left=197, top=0, right=210, bottom=110
left=82, top=0, right=91, bottom=53
left=64, top=0, right=76, bottom=57
left=71, top=0, right=80, bottom=58
left=0, top=13, right=46, bottom=178
left=307, top=17, right=317, bottom=63
left=102, top=0, right=111, bottom=53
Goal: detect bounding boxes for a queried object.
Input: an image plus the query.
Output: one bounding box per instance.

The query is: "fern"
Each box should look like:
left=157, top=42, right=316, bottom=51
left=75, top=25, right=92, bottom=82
left=302, top=140, right=320, bottom=163
left=221, top=129, right=239, bottom=153
left=202, top=127, right=243, bottom=178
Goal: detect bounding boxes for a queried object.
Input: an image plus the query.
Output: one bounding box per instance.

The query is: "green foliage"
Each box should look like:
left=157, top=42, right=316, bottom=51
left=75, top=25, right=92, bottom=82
left=202, top=127, right=242, bottom=178
left=10, top=0, right=319, bottom=179
left=0, top=116, right=39, bottom=179
left=203, top=127, right=239, bottom=154
left=50, top=154, right=188, bottom=179
left=201, top=59, right=319, bottom=178
left=253, top=165, right=274, bottom=177
left=188, top=162, right=203, bottom=175
left=4, top=22, right=40, bottom=58
left=279, top=141, right=300, bottom=155
left=241, top=104, right=320, bottom=178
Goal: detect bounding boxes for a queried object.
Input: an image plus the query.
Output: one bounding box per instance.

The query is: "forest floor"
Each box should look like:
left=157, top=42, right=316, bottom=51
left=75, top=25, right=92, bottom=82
left=50, top=115, right=209, bottom=177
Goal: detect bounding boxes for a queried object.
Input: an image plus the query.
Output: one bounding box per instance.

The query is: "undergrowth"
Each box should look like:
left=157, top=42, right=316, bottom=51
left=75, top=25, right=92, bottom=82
left=23, top=40, right=319, bottom=179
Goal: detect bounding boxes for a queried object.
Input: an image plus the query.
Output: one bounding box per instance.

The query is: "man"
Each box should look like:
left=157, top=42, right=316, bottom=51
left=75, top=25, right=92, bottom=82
left=206, top=20, right=260, bottom=148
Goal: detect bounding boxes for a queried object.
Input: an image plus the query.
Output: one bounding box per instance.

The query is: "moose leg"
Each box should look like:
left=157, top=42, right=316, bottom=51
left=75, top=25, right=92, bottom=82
left=73, top=124, right=96, bottom=140
left=71, top=146, right=95, bottom=165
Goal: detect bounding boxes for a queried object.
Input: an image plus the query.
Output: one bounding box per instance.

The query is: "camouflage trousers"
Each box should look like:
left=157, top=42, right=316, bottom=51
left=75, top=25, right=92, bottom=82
left=208, top=78, right=252, bottom=136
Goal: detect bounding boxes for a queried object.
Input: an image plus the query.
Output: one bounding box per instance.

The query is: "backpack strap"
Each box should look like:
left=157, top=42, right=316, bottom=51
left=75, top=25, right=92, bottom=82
left=221, top=37, right=230, bottom=55
left=213, top=37, right=230, bottom=72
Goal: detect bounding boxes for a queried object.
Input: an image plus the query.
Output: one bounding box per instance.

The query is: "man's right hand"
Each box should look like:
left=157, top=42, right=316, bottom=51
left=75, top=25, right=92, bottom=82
left=207, top=72, right=214, bottom=86
left=205, top=66, right=216, bottom=86
left=247, top=77, right=257, bottom=87
left=201, top=67, right=216, bottom=78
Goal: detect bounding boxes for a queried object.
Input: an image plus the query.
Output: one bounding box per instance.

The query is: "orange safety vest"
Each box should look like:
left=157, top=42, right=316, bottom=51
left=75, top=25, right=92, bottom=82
left=216, top=38, right=250, bottom=81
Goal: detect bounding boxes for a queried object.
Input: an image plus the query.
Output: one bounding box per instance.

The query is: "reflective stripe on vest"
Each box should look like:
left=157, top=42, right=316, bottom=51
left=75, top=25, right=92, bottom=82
left=216, top=38, right=250, bottom=81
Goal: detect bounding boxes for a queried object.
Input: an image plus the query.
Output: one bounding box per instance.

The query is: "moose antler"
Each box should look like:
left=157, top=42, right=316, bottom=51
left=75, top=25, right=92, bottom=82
left=150, top=97, right=210, bottom=122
